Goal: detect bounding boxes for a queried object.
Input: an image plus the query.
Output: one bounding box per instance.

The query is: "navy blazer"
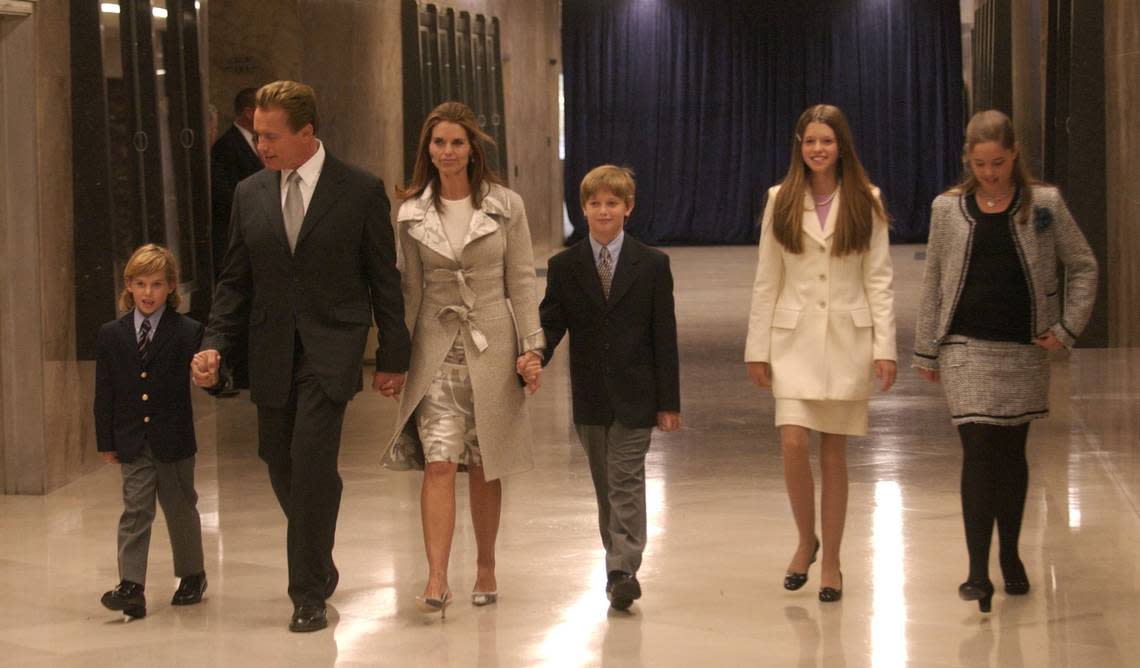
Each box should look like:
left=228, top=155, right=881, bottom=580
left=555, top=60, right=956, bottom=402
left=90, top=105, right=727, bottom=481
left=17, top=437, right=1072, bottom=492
left=540, top=235, right=681, bottom=428
left=94, top=309, right=203, bottom=463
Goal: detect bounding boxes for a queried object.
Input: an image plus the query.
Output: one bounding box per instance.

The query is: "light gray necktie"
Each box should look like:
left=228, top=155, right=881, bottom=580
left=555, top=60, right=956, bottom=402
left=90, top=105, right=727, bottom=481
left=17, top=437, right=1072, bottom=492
left=284, top=171, right=304, bottom=252
left=597, top=246, right=614, bottom=299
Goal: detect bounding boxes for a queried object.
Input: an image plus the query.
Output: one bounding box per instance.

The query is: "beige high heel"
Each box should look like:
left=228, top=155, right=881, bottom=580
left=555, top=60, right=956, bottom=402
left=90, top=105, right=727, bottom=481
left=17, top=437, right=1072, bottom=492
left=471, top=590, right=498, bottom=606
left=415, top=589, right=453, bottom=618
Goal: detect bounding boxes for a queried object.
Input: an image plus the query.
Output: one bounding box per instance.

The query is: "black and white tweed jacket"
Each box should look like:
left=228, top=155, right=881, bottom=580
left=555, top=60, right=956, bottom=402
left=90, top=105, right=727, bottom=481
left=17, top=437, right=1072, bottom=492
left=912, top=184, right=1098, bottom=370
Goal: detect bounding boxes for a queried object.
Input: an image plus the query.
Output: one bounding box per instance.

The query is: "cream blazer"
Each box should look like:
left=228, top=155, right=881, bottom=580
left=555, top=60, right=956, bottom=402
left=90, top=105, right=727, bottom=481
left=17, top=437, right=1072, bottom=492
left=744, top=184, right=896, bottom=401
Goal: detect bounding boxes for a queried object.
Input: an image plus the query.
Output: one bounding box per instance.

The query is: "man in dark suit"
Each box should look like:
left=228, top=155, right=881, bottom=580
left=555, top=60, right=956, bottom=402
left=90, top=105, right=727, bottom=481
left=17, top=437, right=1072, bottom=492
left=210, top=88, right=262, bottom=393
left=211, top=87, right=262, bottom=280
left=192, top=80, right=411, bottom=632
left=534, top=165, right=681, bottom=611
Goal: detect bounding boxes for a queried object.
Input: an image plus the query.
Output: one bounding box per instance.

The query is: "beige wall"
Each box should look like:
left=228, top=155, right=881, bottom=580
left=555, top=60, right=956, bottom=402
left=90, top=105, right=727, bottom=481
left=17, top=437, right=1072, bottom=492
left=1105, top=0, right=1140, bottom=346
left=209, top=0, right=563, bottom=254
left=0, top=0, right=89, bottom=493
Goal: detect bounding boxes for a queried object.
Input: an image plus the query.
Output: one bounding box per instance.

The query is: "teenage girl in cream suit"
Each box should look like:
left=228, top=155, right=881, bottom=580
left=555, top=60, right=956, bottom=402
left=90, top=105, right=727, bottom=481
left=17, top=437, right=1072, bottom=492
left=745, top=104, right=897, bottom=602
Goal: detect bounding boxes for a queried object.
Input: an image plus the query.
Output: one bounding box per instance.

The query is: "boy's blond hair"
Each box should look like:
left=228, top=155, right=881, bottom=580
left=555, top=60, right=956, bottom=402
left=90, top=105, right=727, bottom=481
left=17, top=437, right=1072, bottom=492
left=580, top=165, right=636, bottom=208
left=119, top=244, right=181, bottom=312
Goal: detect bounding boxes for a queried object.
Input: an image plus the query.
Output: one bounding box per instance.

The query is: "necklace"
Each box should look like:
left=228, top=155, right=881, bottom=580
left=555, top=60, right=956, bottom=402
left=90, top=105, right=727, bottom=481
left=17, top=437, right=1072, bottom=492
left=979, top=187, right=1012, bottom=208
left=813, top=188, right=838, bottom=207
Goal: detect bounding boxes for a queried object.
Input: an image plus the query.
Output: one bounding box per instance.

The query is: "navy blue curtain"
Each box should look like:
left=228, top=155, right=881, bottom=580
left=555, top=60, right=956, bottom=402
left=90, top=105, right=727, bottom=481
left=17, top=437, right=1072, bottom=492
left=562, top=0, right=964, bottom=244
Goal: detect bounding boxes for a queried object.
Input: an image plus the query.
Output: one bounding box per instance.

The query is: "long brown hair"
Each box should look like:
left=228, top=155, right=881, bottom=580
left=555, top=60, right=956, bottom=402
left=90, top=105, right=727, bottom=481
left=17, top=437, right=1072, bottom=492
left=950, top=109, right=1036, bottom=224
left=772, top=104, right=886, bottom=256
left=398, top=101, right=503, bottom=211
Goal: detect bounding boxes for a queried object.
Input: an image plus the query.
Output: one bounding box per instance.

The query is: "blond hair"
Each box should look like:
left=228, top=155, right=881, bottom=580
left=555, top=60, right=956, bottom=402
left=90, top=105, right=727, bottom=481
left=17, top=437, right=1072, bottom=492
left=772, top=104, right=886, bottom=256
left=118, top=244, right=181, bottom=312
left=256, top=80, right=319, bottom=133
left=951, top=109, right=1037, bottom=224
left=580, top=165, right=636, bottom=208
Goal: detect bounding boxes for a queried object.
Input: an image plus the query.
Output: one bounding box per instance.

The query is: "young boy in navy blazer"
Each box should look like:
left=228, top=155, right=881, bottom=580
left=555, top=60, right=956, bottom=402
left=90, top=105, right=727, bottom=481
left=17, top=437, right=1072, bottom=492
left=94, top=244, right=207, bottom=619
left=530, top=165, right=681, bottom=610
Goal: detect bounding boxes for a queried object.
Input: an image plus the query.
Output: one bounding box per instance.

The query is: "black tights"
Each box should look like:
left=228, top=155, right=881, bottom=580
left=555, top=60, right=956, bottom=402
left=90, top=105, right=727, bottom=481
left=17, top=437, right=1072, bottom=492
left=958, top=422, right=1030, bottom=584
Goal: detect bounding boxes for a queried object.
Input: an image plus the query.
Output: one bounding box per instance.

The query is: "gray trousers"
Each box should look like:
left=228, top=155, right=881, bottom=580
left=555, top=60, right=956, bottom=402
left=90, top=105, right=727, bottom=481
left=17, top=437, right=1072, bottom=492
left=575, top=422, right=653, bottom=575
left=117, top=445, right=204, bottom=585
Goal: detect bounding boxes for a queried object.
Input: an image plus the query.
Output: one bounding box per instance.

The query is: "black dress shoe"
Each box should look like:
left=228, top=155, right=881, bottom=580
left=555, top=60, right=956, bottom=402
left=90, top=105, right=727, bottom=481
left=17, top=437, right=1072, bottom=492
left=101, top=580, right=146, bottom=618
left=607, top=571, right=641, bottom=611
left=818, top=571, right=843, bottom=603
left=289, top=605, right=328, bottom=632
left=324, top=565, right=339, bottom=600
left=171, top=572, right=207, bottom=606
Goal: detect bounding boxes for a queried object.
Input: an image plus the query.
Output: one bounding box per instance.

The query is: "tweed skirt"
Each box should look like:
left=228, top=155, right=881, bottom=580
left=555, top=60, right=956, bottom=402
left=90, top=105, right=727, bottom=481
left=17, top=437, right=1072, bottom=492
left=775, top=399, right=868, bottom=436
left=939, top=335, right=1050, bottom=426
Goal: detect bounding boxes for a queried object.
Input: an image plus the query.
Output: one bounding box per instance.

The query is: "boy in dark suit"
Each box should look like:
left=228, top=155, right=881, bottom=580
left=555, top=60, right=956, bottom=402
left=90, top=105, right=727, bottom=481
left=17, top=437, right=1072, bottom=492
left=95, top=244, right=207, bottom=619
left=532, top=165, right=681, bottom=610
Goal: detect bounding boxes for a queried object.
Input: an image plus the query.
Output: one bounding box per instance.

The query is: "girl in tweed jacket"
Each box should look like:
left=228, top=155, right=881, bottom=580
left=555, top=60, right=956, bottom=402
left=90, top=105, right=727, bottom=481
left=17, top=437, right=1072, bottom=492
left=913, top=110, right=1097, bottom=613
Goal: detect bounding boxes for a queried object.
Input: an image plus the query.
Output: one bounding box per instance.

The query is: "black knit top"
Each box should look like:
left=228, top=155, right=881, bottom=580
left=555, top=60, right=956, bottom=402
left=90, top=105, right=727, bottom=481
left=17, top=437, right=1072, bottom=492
left=947, top=190, right=1033, bottom=343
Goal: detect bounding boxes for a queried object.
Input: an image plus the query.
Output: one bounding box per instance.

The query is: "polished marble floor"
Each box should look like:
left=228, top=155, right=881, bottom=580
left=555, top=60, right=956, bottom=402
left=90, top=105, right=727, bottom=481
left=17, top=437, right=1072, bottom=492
left=2, top=245, right=1138, bottom=667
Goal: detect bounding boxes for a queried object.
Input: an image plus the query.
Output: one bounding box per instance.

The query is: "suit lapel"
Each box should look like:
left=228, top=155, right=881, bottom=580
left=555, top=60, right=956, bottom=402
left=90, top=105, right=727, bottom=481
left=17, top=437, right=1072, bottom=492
left=296, top=154, right=348, bottom=250
left=259, top=171, right=291, bottom=255
left=605, top=236, right=641, bottom=308
left=118, top=313, right=138, bottom=355
left=570, top=239, right=607, bottom=309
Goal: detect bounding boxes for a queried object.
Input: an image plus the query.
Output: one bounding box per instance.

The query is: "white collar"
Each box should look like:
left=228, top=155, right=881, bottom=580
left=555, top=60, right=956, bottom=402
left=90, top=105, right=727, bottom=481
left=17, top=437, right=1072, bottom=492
left=281, top=140, right=325, bottom=189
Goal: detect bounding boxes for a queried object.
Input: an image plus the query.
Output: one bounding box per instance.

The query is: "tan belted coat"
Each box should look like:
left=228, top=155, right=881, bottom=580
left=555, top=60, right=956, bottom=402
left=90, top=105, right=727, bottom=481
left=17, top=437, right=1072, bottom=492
left=380, top=183, right=545, bottom=480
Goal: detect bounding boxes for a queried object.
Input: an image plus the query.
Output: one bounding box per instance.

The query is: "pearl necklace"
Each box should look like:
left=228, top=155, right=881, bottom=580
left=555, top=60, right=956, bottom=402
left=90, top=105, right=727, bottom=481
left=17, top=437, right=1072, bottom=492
left=813, top=189, right=838, bottom=207
left=979, top=188, right=1012, bottom=208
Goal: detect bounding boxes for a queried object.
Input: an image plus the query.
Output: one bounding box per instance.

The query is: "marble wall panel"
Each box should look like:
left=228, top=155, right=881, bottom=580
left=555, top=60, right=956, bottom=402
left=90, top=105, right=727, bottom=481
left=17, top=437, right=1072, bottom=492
left=1104, top=0, right=1140, bottom=347
left=208, top=0, right=302, bottom=129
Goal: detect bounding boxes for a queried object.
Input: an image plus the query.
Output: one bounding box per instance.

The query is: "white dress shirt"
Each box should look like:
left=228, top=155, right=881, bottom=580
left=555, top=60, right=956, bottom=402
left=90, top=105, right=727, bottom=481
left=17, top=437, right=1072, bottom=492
left=280, top=141, right=326, bottom=214
left=235, top=122, right=256, bottom=154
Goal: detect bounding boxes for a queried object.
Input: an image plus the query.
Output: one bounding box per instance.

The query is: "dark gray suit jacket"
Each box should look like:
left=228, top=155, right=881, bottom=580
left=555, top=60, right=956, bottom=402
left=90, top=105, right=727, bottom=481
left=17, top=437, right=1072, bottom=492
left=539, top=235, right=681, bottom=427
left=203, top=151, right=411, bottom=407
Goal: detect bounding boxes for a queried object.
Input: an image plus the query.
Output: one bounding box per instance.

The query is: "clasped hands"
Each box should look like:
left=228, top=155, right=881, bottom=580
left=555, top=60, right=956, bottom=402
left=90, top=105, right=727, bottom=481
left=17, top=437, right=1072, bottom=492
left=516, top=351, right=543, bottom=394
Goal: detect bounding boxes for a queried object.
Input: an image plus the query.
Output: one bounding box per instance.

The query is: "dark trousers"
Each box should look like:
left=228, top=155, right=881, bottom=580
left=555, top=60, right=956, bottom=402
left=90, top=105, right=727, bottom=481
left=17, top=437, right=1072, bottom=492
left=257, top=345, right=347, bottom=607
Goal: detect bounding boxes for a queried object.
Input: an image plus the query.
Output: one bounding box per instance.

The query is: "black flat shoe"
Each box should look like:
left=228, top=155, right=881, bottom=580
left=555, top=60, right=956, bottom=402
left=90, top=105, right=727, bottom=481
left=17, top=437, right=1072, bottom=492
left=784, top=537, right=821, bottom=591
left=607, top=571, right=641, bottom=611
left=289, top=605, right=328, bottom=632
left=101, top=580, right=146, bottom=618
left=324, top=565, right=339, bottom=600
left=818, top=570, right=843, bottom=603
left=958, top=579, right=995, bottom=613
left=171, top=572, right=207, bottom=606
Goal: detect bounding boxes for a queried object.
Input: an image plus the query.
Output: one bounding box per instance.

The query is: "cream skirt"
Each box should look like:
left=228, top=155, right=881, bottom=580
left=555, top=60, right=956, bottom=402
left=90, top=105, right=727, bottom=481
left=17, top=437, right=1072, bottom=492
left=775, top=399, right=868, bottom=436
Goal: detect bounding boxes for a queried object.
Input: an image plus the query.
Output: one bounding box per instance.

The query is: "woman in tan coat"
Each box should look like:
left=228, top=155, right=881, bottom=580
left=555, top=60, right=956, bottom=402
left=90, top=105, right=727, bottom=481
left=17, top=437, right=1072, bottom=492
left=745, top=104, right=897, bottom=602
left=380, top=102, right=544, bottom=616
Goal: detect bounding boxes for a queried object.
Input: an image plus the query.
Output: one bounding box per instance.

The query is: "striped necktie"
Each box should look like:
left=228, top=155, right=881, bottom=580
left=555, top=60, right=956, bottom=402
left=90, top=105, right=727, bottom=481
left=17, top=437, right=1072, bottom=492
left=138, top=318, right=152, bottom=363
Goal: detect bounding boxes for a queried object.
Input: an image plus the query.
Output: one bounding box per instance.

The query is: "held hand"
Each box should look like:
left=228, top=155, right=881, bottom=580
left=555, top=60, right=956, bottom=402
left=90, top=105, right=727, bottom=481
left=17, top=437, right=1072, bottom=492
left=874, top=359, right=897, bottom=392
left=373, top=371, right=406, bottom=400
left=191, top=350, right=221, bottom=388
left=746, top=362, right=771, bottom=389
left=101, top=452, right=119, bottom=464
left=656, top=411, right=682, bottom=432
left=916, top=367, right=940, bottom=384
left=516, top=351, right=543, bottom=393
left=1035, top=331, right=1064, bottom=352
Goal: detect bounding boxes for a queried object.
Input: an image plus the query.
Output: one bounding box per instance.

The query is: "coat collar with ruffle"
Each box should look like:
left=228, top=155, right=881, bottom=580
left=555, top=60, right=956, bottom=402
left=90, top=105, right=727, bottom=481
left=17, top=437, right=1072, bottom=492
left=397, top=183, right=511, bottom=263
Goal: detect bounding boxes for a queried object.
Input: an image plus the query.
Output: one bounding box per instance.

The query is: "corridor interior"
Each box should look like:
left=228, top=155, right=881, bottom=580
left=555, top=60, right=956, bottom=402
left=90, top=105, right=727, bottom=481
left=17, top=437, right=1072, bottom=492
left=0, top=245, right=1137, bottom=667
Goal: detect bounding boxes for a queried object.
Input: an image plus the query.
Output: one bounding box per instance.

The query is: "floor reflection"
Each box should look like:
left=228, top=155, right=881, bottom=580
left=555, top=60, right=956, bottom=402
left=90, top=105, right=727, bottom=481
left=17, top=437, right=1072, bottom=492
left=1, top=246, right=1138, bottom=666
